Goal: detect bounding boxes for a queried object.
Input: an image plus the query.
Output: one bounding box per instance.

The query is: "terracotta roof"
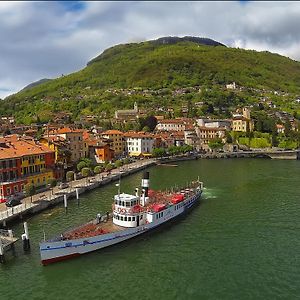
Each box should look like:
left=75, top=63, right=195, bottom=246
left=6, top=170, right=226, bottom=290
left=55, top=127, right=84, bottom=134
left=0, top=135, right=54, bottom=160
left=101, top=130, right=124, bottom=135
left=123, top=131, right=155, bottom=138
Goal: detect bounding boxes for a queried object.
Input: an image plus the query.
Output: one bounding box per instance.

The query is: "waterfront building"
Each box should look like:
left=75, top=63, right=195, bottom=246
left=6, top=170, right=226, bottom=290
left=0, top=135, right=55, bottom=202
left=123, top=131, right=155, bottom=157
left=195, top=126, right=226, bottom=151
left=101, top=130, right=125, bottom=157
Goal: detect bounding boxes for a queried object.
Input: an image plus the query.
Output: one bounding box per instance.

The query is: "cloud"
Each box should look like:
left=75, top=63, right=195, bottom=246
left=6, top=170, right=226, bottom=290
left=1, top=1, right=300, bottom=99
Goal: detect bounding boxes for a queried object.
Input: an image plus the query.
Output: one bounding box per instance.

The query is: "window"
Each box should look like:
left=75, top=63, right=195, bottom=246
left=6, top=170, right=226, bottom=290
left=121, top=216, right=124, bottom=221
left=132, top=216, right=135, bottom=221
left=14, top=185, right=18, bottom=192
left=128, top=217, right=131, bottom=221
left=124, top=217, right=127, bottom=221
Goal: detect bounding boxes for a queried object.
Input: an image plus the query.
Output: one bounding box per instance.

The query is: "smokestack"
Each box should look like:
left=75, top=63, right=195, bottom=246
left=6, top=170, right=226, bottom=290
left=141, top=171, right=149, bottom=197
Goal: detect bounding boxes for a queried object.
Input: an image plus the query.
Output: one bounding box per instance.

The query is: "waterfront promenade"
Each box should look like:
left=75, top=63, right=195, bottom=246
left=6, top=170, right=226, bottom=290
left=0, top=159, right=156, bottom=225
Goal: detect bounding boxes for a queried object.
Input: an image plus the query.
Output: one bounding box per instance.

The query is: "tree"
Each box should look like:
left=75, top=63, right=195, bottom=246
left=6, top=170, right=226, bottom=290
left=115, top=160, right=123, bottom=168
left=66, top=171, right=75, bottom=182
left=81, top=167, right=91, bottom=178
left=152, top=148, right=167, bottom=157
left=25, top=184, right=36, bottom=203
left=208, top=138, right=224, bottom=150
left=144, top=115, right=157, bottom=131
left=47, top=178, right=57, bottom=187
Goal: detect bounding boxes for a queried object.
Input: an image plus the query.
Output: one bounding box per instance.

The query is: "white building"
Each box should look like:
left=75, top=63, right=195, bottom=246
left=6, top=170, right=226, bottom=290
left=123, top=132, right=156, bottom=157
left=155, top=119, right=186, bottom=132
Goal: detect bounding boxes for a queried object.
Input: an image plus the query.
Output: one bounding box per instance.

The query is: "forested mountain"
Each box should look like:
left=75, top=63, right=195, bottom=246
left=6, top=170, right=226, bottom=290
left=1, top=36, right=300, bottom=124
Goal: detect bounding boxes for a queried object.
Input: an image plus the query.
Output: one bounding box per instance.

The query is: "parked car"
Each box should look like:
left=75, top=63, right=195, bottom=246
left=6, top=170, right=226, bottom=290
left=6, top=198, right=21, bottom=207
left=58, top=182, right=69, bottom=189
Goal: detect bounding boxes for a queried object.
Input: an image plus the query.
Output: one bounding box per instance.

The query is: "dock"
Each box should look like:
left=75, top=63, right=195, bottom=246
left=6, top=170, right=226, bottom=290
left=0, top=229, right=19, bottom=261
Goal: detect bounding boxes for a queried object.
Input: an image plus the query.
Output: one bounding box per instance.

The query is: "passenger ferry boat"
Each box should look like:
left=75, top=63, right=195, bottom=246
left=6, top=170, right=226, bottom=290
left=40, top=172, right=203, bottom=265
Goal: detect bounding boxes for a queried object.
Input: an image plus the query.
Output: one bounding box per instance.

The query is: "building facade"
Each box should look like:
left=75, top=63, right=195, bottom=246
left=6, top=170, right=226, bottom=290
left=0, top=135, right=55, bottom=202
left=101, top=130, right=125, bottom=157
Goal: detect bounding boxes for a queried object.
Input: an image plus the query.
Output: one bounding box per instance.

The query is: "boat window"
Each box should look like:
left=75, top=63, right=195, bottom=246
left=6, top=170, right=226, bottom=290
left=121, top=216, right=124, bottom=221
left=124, top=216, right=127, bottom=221
left=121, top=201, right=125, bottom=206
left=132, top=216, right=135, bottom=221
left=128, top=217, right=131, bottom=221
left=126, top=202, right=130, bottom=207
left=115, top=200, right=118, bottom=204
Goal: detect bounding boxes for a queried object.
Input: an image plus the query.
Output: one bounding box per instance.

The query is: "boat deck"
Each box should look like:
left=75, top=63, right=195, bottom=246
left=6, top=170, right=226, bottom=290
left=62, top=217, right=123, bottom=240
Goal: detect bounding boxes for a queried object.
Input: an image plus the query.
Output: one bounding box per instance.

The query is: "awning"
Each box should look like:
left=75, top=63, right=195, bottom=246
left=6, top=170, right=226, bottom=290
left=129, top=152, right=142, bottom=157
left=142, top=153, right=152, bottom=157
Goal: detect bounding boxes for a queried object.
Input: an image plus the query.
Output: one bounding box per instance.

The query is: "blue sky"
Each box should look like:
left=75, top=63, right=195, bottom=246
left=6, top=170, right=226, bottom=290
left=1, top=1, right=300, bottom=99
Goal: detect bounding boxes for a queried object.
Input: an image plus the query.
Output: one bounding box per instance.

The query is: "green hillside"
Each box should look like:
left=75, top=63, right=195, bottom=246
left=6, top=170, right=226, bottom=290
left=2, top=37, right=300, bottom=124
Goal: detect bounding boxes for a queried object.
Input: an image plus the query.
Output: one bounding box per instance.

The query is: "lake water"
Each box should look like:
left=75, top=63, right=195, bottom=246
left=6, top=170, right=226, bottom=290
left=1, top=159, right=300, bottom=300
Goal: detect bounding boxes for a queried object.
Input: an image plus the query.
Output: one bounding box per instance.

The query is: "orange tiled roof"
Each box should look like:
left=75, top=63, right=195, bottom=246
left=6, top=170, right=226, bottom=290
left=0, top=134, right=54, bottom=160
left=101, top=130, right=124, bottom=135
left=55, top=127, right=84, bottom=134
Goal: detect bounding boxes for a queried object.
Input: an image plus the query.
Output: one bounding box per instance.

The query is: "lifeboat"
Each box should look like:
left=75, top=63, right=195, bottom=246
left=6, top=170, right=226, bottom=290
left=171, top=194, right=184, bottom=204
left=152, top=203, right=167, bottom=212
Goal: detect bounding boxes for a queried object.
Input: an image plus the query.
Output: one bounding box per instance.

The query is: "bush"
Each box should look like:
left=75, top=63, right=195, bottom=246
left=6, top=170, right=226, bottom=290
left=81, top=167, right=91, bottom=177
left=66, top=171, right=75, bottom=182
left=47, top=178, right=57, bottom=187
left=77, top=161, right=87, bottom=172
left=25, top=184, right=36, bottom=197
left=94, top=165, right=103, bottom=174
left=105, top=163, right=113, bottom=171
left=115, top=160, right=123, bottom=168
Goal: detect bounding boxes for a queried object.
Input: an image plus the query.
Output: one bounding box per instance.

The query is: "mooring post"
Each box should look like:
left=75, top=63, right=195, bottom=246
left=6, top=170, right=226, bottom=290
left=64, top=194, right=68, bottom=213
left=0, top=238, right=4, bottom=263
left=76, top=188, right=79, bottom=207
left=22, top=222, right=30, bottom=251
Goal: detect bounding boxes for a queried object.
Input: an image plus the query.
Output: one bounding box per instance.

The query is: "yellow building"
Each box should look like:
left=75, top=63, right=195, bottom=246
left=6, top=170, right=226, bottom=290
left=40, top=136, right=72, bottom=167
left=101, top=130, right=125, bottom=157
left=232, top=107, right=254, bottom=132
left=46, top=127, right=87, bottom=162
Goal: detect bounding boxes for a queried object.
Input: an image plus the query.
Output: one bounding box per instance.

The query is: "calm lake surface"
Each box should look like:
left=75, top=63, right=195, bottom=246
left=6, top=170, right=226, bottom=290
left=1, top=159, right=300, bottom=300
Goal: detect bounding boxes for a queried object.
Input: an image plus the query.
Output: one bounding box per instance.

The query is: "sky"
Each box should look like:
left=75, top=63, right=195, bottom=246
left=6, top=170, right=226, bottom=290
left=1, top=1, right=300, bottom=99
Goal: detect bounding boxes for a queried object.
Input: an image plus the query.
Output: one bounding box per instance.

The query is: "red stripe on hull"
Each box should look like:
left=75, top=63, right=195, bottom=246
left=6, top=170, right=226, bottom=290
left=42, top=253, right=80, bottom=266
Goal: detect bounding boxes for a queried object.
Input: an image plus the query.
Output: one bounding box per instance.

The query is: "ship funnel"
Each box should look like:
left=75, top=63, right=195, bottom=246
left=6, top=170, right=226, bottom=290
left=141, top=171, right=149, bottom=197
